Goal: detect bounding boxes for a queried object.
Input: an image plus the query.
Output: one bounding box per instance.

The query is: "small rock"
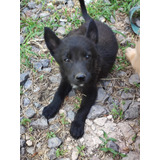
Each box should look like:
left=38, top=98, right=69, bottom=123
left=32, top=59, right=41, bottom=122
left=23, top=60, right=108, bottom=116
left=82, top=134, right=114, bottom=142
left=60, top=18, right=67, bottom=22
left=40, top=59, right=50, bottom=68
left=99, top=16, right=105, bottom=23
left=31, top=117, right=48, bottom=129
left=47, top=148, right=56, bottom=160
left=67, top=110, right=75, bottom=121
left=20, top=35, right=24, bottom=44
left=125, top=17, right=130, bottom=24
left=43, top=67, right=52, bottom=72
left=26, top=147, right=34, bottom=154
left=59, top=109, right=67, bottom=116
left=31, top=8, right=38, bottom=13
left=36, top=4, right=42, bottom=9
left=57, top=5, right=62, bottom=10
left=93, top=117, right=108, bottom=126
left=117, top=71, right=127, bottom=77
left=121, top=100, right=132, bottom=112
left=31, top=46, right=40, bottom=53
left=122, top=151, right=139, bottom=160
left=117, top=122, right=135, bottom=145
left=56, top=27, right=66, bottom=35
left=23, top=97, right=30, bottom=106
left=85, top=0, right=93, bottom=4
left=20, top=126, right=26, bottom=134
left=26, top=140, right=33, bottom=146
left=134, top=136, right=140, bottom=153
left=33, top=87, right=40, bottom=92
left=96, top=88, right=109, bottom=103
left=104, top=0, right=111, bottom=4
left=68, top=90, right=76, bottom=97
left=90, top=156, right=100, bottom=160
left=53, top=0, right=67, bottom=5
left=107, top=115, right=113, bottom=120
left=20, top=147, right=25, bottom=155
left=24, top=79, right=32, bottom=89
left=124, top=102, right=140, bottom=119
left=33, top=62, right=43, bottom=71
left=20, top=71, right=30, bottom=86
left=38, top=106, right=45, bottom=115
left=107, top=141, right=119, bottom=152
left=24, top=108, right=36, bottom=118
left=49, top=123, right=60, bottom=132
left=110, top=15, right=115, bottom=24
left=60, top=21, right=66, bottom=26
left=48, top=137, right=62, bottom=148
left=121, top=91, right=134, bottom=99
left=71, top=148, right=79, bottom=160
left=135, top=18, right=140, bottom=27
left=34, top=102, right=41, bottom=108
left=39, top=12, right=50, bottom=18
left=28, top=1, right=36, bottom=9
left=49, top=73, right=61, bottom=83
left=129, top=74, right=140, bottom=85
left=117, top=34, right=124, bottom=42
left=87, top=105, right=108, bottom=119
left=25, top=10, right=32, bottom=17
left=68, top=0, right=74, bottom=7
left=22, top=7, right=29, bottom=14
left=20, top=139, right=25, bottom=148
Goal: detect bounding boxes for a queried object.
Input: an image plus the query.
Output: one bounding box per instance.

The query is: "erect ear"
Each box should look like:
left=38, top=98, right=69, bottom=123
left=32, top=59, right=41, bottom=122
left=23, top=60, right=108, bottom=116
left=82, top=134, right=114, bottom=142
left=86, top=19, right=98, bottom=43
left=44, top=27, right=61, bottom=55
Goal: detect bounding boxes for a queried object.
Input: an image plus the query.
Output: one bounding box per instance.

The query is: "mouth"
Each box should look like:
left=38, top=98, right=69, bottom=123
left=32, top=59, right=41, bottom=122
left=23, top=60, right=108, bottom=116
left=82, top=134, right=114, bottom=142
left=71, top=83, right=84, bottom=89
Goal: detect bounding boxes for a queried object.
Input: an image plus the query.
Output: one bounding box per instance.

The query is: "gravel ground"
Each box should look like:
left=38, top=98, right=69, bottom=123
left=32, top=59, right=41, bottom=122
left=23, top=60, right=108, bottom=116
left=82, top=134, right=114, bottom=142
left=20, top=0, right=140, bottom=159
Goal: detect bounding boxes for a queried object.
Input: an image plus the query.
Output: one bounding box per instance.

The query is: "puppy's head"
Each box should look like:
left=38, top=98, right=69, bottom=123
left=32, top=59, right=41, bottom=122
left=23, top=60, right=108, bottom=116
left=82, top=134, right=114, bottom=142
left=44, top=20, right=99, bottom=88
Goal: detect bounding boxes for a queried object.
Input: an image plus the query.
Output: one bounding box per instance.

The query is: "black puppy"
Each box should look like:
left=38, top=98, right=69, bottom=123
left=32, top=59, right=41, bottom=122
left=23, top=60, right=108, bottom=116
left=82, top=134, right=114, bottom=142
left=42, top=0, right=118, bottom=139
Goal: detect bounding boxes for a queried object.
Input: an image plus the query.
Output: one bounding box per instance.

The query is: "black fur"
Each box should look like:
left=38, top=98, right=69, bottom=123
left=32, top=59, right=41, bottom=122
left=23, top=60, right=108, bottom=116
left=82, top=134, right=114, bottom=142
left=42, top=0, right=118, bottom=139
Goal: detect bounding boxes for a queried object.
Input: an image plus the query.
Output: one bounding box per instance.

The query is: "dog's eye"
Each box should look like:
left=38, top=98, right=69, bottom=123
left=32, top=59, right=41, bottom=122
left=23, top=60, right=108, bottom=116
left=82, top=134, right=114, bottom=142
left=64, top=58, right=70, bottom=62
left=85, top=55, right=91, bottom=59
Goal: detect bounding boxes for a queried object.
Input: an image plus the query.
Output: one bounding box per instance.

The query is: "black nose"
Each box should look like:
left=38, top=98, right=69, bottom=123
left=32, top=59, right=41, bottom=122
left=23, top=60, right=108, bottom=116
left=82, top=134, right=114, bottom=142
left=75, top=73, right=86, bottom=81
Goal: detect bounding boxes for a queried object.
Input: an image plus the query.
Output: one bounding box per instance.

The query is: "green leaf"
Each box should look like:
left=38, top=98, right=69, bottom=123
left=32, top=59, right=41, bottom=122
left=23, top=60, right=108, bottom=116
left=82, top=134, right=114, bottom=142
left=102, top=130, right=108, bottom=139
left=107, top=138, right=117, bottom=142
left=100, top=147, right=109, bottom=152
left=99, top=137, right=106, bottom=143
left=119, top=153, right=127, bottom=158
left=112, top=30, right=127, bottom=38
left=108, top=148, right=118, bottom=155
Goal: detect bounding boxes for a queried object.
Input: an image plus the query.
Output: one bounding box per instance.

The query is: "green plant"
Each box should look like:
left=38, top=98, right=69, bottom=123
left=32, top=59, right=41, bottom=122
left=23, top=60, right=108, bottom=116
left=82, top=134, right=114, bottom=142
left=20, top=86, right=23, bottom=95
left=124, top=87, right=130, bottom=93
left=111, top=104, right=123, bottom=120
left=74, top=97, right=81, bottom=110
left=30, top=136, right=34, bottom=141
left=77, top=145, right=85, bottom=157
left=29, top=127, right=33, bottom=132
left=60, top=113, right=69, bottom=125
left=99, top=130, right=126, bottom=159
left=39, top=74, right=44, bottom=80
left=121, top=100, right=126, bottom=105
left=132, top=134, right=137, bottom=142
left=56, top=147, right=67, bottom=158
left=46, top=131, right=56, bottom=139
left=133, top=82, right=140, bottom=88
left=20, top=118, right=31, bottom=126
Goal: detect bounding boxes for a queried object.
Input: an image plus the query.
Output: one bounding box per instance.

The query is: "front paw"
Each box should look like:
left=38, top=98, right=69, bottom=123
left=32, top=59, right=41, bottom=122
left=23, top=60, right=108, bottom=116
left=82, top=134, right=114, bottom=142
left=70, top=121, right=85, bottom=139
left=42, top=105, right=57, bottom=120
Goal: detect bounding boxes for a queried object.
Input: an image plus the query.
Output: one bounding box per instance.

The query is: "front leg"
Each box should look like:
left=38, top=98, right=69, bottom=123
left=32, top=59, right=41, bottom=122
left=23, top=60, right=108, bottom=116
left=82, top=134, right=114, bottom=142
left=70, top=85, right=97, bottom=139
left=42, top=79, right=72, bottom=120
